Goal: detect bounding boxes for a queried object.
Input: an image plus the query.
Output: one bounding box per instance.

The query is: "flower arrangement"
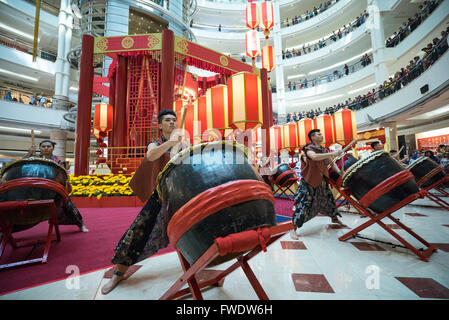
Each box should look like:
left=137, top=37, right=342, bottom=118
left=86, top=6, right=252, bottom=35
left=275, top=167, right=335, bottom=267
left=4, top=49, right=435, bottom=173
left=69, top=173, right=135, bottom=199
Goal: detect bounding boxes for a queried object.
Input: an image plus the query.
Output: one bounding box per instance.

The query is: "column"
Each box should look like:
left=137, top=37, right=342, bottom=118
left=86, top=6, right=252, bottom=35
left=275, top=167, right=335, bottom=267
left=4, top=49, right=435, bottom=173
left=272, top=0, right=286, bottom=125
left=383, top=121, right=398, bottom=152
left=367, top=0, right=389, bottom=85
left=160, top=29, right=175, bottom=111
left=50, top=130, right=67, bottom=159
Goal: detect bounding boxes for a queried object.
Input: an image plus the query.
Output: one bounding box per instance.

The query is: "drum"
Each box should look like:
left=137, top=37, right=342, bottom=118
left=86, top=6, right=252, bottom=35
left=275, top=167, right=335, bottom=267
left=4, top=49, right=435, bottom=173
left=159, top=141, right=276, bottom=266
left=342, top=151, right=419, bottom=213
left=0, top=157, right=69, bottom=226
left=328, top=154, right=358, bottom=183
left=406, top=156, right=446, bottom=189
left=271, top=163, right=296, bottom=186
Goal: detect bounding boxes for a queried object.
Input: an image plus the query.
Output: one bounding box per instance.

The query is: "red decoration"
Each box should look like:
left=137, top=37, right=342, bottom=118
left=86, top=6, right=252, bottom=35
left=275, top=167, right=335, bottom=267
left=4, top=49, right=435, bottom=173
left=246, top=30, right=261, bottom=58
left=282, top=122, right=299, bottom=152
left=259, top=1, right=274, bottom=31
left=246, top=2, right=260, bottom=29
left=297, top=117, right=315, bottom=147
left=92, top=103, right=113, bottom=167
left=206, top=84, right=232, bottom=139
left=332, top=108, right=357, bottom=147
left=270, top=125, right=283, bottom=154
left=261, top=45, right=275, bottom=72
left=313, top=114, right=335, bottom=147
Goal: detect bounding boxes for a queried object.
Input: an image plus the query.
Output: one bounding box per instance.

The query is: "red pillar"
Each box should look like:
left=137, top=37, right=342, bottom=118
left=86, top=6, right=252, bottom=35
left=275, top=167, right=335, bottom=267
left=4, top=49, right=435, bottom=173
left=160, top=29, right=175, bottom=111
left=114, top=55, right=127, bottom=149
left=108, top=72, right=116, bottom=149
left=260, top=68, right=271, bottom=157
left=75, top=35, right=94, bottom=176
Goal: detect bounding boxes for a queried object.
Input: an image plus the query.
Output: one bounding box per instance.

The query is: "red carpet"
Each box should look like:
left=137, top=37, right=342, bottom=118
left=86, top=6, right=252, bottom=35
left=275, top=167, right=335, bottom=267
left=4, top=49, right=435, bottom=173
left=0, top=199, right=293, bottom=296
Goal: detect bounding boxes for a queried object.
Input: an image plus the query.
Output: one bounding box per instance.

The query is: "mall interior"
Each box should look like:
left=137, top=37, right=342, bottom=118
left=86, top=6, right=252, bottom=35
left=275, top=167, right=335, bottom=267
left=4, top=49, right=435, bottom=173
left=0, top=0, right=448, bottom=301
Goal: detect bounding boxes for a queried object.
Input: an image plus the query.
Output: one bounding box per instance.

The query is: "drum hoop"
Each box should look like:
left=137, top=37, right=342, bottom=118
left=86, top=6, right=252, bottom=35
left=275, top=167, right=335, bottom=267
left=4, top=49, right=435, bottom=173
left=406, top=156, right=428, bottom=170
left=155, top=140, right=249, bottom=197
left=0, top=157, right=69, bottom=179
left=342, top=150, right=388, bottom=187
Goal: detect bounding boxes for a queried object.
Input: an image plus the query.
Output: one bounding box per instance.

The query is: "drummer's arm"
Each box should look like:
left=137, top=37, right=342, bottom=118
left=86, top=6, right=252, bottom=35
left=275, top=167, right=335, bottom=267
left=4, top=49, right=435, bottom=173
left=146, top=136, right=182, bottom=161
left=330, top=161, right=343, bottom=176
left=306, top=149, right=342, bottom=161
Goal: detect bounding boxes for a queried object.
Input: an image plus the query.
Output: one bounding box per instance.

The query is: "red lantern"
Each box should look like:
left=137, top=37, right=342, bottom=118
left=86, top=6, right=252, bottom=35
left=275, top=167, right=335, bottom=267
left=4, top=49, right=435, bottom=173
left=246, top=30, right=261, bottom=58
left=227, top=72, right=263, bottom=132
left=332, top=108, right=357, bottom=146
left=93, top=103, right=113, bottom=135
left=297, top=117, right=315, bottom=147
left=259, top=1, right=274, bottom=31
left=179, top=103, right=194, bottom=143
left=270, top=125, right=283, bottom=155
left=313, top=114, right=335, bottom=147
left=193, top=95, right=209, bottom=143
left=262, top=45, right=275, bottom=72
left=183, top=72, right=198, bottom=101
left=206, top=84, right=232, bottom=138
left=246, top=2, right=259, bottom=29
left=282, top=122, right=299, bottom=153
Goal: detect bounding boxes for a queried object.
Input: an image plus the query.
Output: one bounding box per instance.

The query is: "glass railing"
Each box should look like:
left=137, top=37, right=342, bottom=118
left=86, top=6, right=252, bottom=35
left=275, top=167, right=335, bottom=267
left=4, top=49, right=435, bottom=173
left=284, top=53, right=373, bottom=91
left=283, top=11, right=368, bottom=60
left=1, top=87, right=55, bottom=109
left=279, top=40, right=447, bottom=122
left=386, top=0, right=443, bottom=48
left=280, top=0, right=340, bottom=29
left=0, top=32, right=57, bottom=63
left=197, top=0, right=247, bottom=4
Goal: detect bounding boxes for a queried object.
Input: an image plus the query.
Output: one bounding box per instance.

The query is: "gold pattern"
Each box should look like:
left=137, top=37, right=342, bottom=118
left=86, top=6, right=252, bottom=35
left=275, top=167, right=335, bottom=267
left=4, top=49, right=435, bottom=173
left=219, top=55, right=229, bottom=66
left=177, top=39, right=189, bottom=54
left=147, top=35, right=160, bottom=49
left=121, top=36, right=135, bottom=49
left=96, top=38, right=109, bottom=52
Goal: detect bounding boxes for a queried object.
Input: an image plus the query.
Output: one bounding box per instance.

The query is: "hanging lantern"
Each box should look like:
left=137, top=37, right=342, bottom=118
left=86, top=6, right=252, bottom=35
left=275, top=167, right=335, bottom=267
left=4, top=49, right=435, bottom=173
left=262, top=45, right=275, bottom=72
left=313, top=113, right=335, bottom=147
left=282, top=122, right=299, bottom=153
left=332, top=108, right=357, bottom=147
left=297, top=117, right=315, bottom=147
left=93, top=103, right=113, bottom=134
left=246, top=2, right=259, bottom=29
left=193, top=95, right=209, bottom=143
left=227, top=72, right=263, bottom=132
left=259, top=1, right=274, bottom=31
left=246, top=30, right=261, bottom=58
left=270, top=125, right=283, bottom=154
left=183, top=72, right=198, bottom=102
left=206, top=84, right=232, bottom=139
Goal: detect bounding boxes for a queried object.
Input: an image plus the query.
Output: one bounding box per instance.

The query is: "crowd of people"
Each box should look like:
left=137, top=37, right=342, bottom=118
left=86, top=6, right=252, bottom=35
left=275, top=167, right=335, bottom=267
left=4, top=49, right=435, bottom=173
left=285, top=53, right=372, bottom=92
left=386, top=0, right=442, bottom=48
left=281, top=0, right=338, bottom=28
left=404, top=146, right=449, bottom=170
left=283, top=10, right=369, bottom=60
left=2, top=89, right=54, bottom=108
left=279, top=25, right=448, bottom=123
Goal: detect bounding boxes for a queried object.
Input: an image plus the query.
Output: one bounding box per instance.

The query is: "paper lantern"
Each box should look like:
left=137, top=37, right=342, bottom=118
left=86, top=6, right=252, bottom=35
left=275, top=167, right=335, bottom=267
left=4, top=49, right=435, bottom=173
left=179, top=102, right=194, bottom=143
left=262, top=45, right=275, bottom=72
left=183, top=72, right=198, bottom=101
left=227, top=72, right=263, bottom=131
left=259, top=1, right=274, bottom=31
left=270, top=125, right=283, bottom=154
left=246, top=2, right=259, bottom=29
left=206, top=84, right=232, bottom=138
left=93, top=103, right=113, bottom=134
left=332, top=108, right=357, bottom=146
left=246, top=30, right=261, bottom=58
left=297, top=117, right=315, bottom=147
left=282, top=122, right=299, bottom=153
left=313, top=113, right=335, bottom=147
left=193, top=95, right=209, bottom=143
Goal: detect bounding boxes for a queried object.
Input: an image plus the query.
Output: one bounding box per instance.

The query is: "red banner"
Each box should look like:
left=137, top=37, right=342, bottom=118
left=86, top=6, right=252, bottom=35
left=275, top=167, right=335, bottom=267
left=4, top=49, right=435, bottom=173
left=417, top=134, right=449, bottom=150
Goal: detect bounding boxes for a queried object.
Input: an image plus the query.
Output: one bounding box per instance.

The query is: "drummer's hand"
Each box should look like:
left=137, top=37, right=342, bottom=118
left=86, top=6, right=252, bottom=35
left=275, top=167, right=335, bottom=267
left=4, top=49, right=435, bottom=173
left=169, top=130, right=183, bottom=145
left=28, top=145, right=37, bottom=155
left=332, top=150, right=343, bottom=157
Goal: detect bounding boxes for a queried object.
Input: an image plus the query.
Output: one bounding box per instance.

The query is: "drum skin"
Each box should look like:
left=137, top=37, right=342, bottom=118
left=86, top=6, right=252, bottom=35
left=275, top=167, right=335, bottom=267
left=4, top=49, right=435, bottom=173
left=329, top=154, right=358, bottom=183
left=271, top=163, right=296, bottom=186
left=407, top=157, right=446, bottom=189
left=342, top=151, right=419, bottom=214
left=158, top=142, right=276, bottom=266
left=0, top=158, right=68, bottom=227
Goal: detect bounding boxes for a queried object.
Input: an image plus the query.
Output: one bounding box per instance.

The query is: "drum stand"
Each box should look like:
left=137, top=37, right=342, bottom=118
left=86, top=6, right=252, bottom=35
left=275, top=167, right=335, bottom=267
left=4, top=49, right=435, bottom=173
left=332, top=172, right=437, bottom=262
left=160, top=222, right=293, bottom=300
left=0, top=200, right=61, bottom=270
left=270, top=171, right=299, bottom=201
left=416, top=172, right=449, bottom=211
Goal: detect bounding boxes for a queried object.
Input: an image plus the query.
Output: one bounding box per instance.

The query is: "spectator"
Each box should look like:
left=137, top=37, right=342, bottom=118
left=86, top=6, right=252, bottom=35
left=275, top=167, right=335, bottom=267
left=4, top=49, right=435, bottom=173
left=3, top=90, right=12, bottom=101
left=39, top=94, right=47, bottom=107
left=344, top=64, right=349, bottom=76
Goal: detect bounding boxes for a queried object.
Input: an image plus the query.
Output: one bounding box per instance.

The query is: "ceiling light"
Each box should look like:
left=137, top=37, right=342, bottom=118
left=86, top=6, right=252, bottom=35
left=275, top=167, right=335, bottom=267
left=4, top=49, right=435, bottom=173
left=0, top=68, right=38, bottom=82
left=69, top=86, right=79, bottom=91
left=347, top=83, right=376, bottom=94
left=308, top=49, right=373, bottom=75
left=287, top=74, right=305, bottom=79
left=0, top=22, right=39, bottom=42
left=0, top=126, right=41, bottom=134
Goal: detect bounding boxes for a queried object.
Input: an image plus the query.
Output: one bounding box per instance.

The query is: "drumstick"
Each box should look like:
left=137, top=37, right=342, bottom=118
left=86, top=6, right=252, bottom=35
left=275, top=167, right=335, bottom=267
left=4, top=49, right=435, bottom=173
left=329, top=139, right=358, bottom=167
left=179, top=104, right=188, bottom=128
left=31, top=129, right=36, bottom=156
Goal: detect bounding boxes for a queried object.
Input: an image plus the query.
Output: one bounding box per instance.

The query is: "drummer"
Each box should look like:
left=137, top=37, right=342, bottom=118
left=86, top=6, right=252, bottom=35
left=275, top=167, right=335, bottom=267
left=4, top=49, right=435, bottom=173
left=291, top=129, right=345, bottom=240
left=22, top=140, right=88, bottom=233
left=101, top=109, right=184, bottom=295
left=371, top=141, right=383, bottom=151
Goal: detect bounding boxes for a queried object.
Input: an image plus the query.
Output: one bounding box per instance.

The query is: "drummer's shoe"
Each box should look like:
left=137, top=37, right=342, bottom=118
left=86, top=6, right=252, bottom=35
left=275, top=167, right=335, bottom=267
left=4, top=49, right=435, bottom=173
left=79, top=224, right=89, bottom=232
left=331, top=215, right=345, bottom=226
left=290, top=229, right=300, bottom=240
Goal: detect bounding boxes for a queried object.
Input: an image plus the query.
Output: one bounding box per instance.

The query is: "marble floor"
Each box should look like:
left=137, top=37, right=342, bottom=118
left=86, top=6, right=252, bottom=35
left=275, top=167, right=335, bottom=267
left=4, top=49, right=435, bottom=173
left=1, top=196, right=449, bottom=300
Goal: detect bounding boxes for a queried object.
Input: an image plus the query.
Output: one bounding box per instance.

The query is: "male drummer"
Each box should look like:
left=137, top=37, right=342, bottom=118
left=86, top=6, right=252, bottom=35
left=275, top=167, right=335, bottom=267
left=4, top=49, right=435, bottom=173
left=291, top=129, right=345, bottom=240
left=371, top=141, right=383, bottom=151
left=101, top=109, right=184, bottom=295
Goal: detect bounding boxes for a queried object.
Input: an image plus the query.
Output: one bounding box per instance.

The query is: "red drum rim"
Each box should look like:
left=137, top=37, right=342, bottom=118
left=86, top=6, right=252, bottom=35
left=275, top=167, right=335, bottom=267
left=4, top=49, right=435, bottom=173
left=0, top=177, right=69, bottom=201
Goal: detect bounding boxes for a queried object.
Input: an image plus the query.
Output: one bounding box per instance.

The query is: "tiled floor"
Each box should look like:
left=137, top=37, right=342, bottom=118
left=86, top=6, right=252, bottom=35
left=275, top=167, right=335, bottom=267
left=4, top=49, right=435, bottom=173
left=1, top=196, right=448, bottom=300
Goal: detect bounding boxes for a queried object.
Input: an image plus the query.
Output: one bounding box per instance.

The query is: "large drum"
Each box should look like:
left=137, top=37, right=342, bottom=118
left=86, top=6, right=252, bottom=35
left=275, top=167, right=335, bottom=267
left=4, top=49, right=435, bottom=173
left=406, top=156, right=446, bottom=189
left=342, top=151, right=419, bottom=213
left=270, top=163, right=296, bottom=186
left=159, top=141, right=276, bottom=266
left=0, top=157, right=69, bottom=226
left=328, top=153, right=358, bottom=183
